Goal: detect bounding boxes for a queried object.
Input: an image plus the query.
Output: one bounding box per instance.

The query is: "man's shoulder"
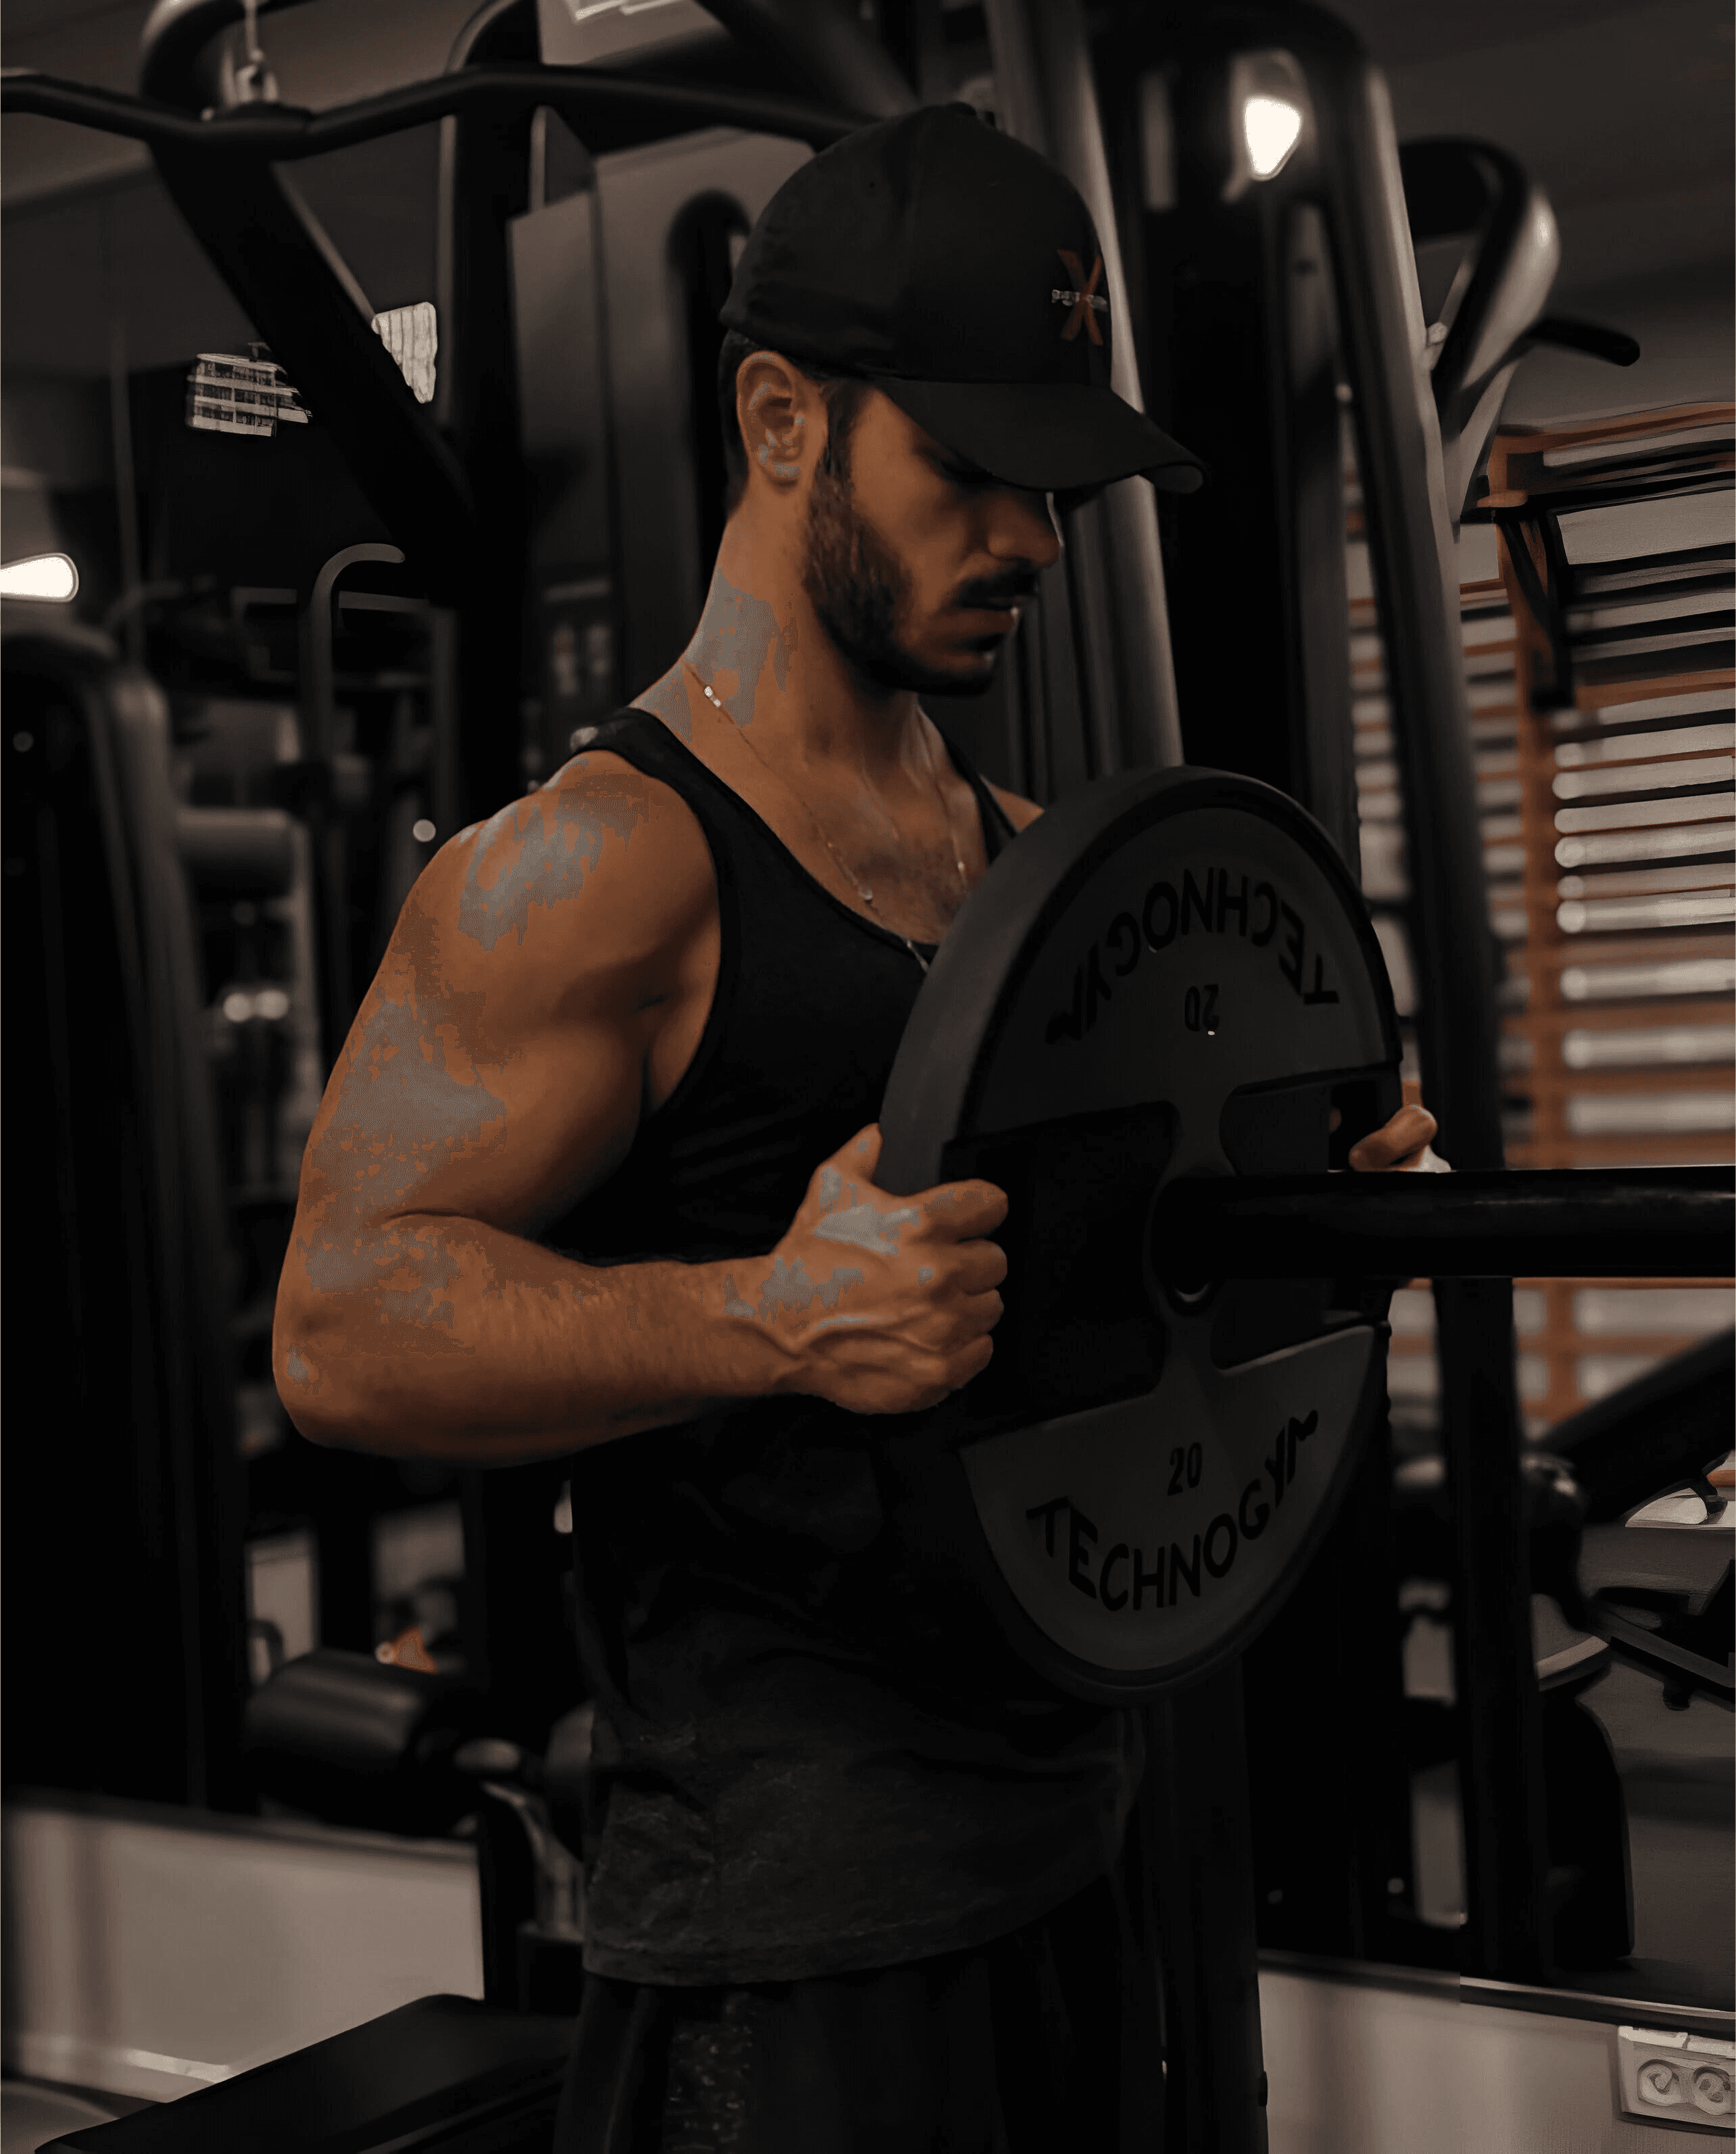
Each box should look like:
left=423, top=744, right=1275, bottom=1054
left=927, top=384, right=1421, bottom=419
left=406, top=717, right=715, bottom=979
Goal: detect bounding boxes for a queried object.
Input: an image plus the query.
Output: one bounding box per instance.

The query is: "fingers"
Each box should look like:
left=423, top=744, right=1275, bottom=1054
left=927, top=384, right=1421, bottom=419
left=960, top=1287, right=1005, bottom=1337
left=905, top=1329, right=996, bottom=1409
left=913, top=1177, right=1009, bottom=1242
left=955, top=1239, right=1009, bottom=1294
left=846, top=1124, right=883, bottom=1182
left=953, top=1332, right=995, bottom=1385
left=1349, top=1103, right=1439, bottom=1172
left=809, top=1323, right=996, bottom=1416
left=814, top=1130, right=1007, bottom=1243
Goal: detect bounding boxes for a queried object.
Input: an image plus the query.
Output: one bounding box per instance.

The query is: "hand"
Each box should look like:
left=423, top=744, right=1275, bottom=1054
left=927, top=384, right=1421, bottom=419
left=740, top=1126, right=1009, bottom=1415
left=1343, top=1080, right=1449, bottom=1174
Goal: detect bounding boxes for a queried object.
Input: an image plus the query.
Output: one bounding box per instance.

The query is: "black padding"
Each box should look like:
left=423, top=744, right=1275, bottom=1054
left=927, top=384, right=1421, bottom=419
left=174, top=805, right=298, bottom=894
left=241, top=1648, right=484, bottom=1837
left=1547, top=1329, right=1735, bottom=1525
left=40, top=1995, right=571, bottom=2152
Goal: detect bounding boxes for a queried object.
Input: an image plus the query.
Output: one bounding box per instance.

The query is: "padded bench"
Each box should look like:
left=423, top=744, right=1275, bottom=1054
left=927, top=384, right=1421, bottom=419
left=43, top=1995, right=573, bottom=2154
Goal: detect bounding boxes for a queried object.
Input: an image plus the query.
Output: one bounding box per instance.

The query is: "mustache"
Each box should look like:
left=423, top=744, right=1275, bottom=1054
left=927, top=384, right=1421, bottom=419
left=951, top=571, right=1041, bottom=613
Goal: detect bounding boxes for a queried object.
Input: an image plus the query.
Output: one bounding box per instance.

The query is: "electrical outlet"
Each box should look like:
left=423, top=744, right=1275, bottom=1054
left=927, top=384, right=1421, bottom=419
left=1618, top=2026, right=1735, bottom=2129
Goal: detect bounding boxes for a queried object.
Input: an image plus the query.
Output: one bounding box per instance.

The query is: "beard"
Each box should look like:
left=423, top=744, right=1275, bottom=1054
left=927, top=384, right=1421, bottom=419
left=800, top=456, right=1026, bottom=700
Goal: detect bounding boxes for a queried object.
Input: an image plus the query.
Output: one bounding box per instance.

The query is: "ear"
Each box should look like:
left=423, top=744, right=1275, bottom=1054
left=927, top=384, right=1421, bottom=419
left=734, top=350, right=823, bottom=492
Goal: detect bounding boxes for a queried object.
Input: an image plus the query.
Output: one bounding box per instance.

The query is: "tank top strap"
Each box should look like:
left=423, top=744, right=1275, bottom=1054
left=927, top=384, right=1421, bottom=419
left=577, top=707, right=1021, bottom=871
left=933, top=727, right=1019, bottom=863
left=571, top=709, right=753, bottom=841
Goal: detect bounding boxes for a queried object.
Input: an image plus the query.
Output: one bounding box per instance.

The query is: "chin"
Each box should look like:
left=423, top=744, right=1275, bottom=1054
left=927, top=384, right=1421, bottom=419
left=934, top=635, right=1005, bottom=673
left=848, top=633, right=1003, bottom=698
left=915, top=655, right=1002, bottom=700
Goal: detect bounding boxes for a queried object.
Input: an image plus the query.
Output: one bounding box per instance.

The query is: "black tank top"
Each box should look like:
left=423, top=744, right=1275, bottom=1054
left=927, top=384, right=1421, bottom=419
left=545, top=710, right=1140, bottom=1986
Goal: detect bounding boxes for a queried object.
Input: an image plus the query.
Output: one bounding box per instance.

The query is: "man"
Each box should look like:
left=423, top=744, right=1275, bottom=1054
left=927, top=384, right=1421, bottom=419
left=275, top=105, right=1444, bottom=2152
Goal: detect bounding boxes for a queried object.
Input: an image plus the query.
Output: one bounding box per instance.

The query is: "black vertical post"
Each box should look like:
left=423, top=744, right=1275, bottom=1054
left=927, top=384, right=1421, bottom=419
left=1148, top=1667, right=1270, bottom=2154
left=875, top=0, right=950, bottom=101
left=1437, top=1278, right=1549, bottom=1977
left=1243, top=1407, right=1410, bottom=1963
left=458, top=1462, right=583, bottom=1754
left=435, top=0, right=539, bottom=830
left=1095, top=0, right=1549, bottom=1988
left=310, top=1454, right=378, bottom=1654
left=987, top=0, right=1186, bottom=774
left=1094, top=0, right=1407, bottom=2042
left=1310, top=33, right=1551, bottom=1980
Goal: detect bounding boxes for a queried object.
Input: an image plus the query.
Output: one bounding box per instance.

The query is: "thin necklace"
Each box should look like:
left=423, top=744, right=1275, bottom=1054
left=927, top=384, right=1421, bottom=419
left=686, top=665, right=968, bottom=974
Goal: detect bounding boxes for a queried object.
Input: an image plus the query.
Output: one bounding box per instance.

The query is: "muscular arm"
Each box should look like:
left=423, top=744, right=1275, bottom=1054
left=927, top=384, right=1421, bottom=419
left=272, top=757, right=757, bottom=1464
left=273, top=756, right=1005, bottom=1464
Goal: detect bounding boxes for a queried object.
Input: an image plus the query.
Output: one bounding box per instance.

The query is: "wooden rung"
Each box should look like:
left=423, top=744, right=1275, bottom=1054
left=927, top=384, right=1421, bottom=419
left=1503, top=1134, right=1736, bottom=1166
left=1511, top=1278, right=1736, bottom=1291
left=1518, top=1065, right=1736, bottom=1095
left=1489, top=403, right=1736, bottom=458
left=1503, top=999, right=1736, bottom=1035
left=1570, top=667, right=1735, bottom=713
left=1522, top=932, right=1736, bottom=968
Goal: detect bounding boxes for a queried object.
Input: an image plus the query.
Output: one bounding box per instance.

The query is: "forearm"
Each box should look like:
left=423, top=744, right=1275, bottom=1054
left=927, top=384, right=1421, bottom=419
left=274, top=1214, right=780, bottom=1464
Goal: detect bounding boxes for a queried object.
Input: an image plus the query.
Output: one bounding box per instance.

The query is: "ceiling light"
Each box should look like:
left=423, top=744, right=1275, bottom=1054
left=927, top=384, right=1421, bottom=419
left=1, top=552, right=78, bottom=602
left=1243, top=97, right=1303, bottom=181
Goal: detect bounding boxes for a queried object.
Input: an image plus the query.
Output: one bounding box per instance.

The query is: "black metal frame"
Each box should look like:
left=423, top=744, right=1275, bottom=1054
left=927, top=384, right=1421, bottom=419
left=1152, top=1167, right=1735, bottom=1281
left=0, top=64, right=858, bottom=604
left=2, top=635, right=251, bottom=1813
left=1094, top=3, right=1583, bottom=2011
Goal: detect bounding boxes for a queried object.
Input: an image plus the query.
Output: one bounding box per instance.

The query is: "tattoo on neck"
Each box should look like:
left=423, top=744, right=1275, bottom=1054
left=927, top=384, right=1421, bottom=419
left=685, top=569, right=796, bottom=730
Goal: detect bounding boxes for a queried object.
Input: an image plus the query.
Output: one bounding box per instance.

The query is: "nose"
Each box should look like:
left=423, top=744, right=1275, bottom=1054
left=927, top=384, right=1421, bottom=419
left=991, top=485, right=1063, bottom=572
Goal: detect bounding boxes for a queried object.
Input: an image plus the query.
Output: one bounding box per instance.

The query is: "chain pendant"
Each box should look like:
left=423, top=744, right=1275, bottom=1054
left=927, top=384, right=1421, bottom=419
left=692, top=664, right=932, bottom=972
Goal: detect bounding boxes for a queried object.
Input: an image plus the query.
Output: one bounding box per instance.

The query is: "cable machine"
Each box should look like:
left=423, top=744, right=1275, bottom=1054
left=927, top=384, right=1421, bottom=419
left=2, top=3, right=1729, bottom=2148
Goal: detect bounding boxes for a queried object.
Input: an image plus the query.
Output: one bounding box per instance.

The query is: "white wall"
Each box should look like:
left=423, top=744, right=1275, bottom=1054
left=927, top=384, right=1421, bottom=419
left=1261, top=1964, right=1731, bottom=2152
left=1, top=1798, right=483, bottom=2103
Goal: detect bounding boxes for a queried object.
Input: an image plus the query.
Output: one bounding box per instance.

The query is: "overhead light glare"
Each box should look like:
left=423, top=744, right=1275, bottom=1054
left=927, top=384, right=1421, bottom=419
left=1, top=552, right=79, bottom=602
left=1243, top=97, right=1303, bottom=179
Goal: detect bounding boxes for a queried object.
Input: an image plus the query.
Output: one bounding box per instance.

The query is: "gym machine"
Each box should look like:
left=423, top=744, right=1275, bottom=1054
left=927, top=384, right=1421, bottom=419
left=5, top=3, right=1729, bottom=2149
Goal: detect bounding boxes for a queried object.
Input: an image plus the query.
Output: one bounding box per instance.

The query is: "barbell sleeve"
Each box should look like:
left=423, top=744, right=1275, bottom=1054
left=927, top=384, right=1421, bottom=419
left=1149, top=1167, right=1733, bottom=1281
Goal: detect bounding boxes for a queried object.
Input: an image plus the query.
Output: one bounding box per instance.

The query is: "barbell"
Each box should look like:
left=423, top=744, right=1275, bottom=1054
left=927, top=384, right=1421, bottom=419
left=873, top=767, right=1730, bottom=1704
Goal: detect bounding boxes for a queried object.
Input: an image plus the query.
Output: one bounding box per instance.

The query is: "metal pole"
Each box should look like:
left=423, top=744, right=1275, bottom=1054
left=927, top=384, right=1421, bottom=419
left=984, top=0, right=1184, bottom=775
left=1151, top=1167, right=1735, bottom=1281
left=1149, top=1666, right=1270, bottom=2154
left=985, top=14, right=1243, bottom=2145
left=101, top=205, right=146, bottom=669
left=1313, top=39, right=1550, bottom=1979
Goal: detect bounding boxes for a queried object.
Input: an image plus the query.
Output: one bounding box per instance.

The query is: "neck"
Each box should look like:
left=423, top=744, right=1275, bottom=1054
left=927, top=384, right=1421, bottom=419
left=680, top=517, right=921, bottom=777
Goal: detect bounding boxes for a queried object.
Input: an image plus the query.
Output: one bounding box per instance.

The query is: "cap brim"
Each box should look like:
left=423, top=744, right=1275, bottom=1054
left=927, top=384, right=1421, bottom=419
left=875, top=379, right=1207, bottom=496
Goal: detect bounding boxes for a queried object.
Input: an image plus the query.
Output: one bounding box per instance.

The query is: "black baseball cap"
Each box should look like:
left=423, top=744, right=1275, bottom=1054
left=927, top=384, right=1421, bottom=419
left=721, top=104, right=1205, bottom=498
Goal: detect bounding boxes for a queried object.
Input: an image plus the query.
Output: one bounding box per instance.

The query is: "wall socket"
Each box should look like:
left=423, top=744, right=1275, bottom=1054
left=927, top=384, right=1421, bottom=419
left=1618, top=2026, right=1735, bottom=2129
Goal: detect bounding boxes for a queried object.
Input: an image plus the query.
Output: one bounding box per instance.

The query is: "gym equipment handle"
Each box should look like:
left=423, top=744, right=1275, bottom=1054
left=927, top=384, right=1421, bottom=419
left=0, top=65, right=860, bottom=159
left=1151, top=1167, right=1733, bottom=1281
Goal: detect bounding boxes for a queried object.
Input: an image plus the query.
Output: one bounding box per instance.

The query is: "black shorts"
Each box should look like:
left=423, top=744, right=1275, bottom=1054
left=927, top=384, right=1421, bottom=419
left=551, top=1872, right=1162, bottom=2154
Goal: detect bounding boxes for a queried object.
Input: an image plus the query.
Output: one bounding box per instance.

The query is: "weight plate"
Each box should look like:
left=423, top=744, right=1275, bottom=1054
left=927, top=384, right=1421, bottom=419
left=877, top=767, right=1402, bottom=1702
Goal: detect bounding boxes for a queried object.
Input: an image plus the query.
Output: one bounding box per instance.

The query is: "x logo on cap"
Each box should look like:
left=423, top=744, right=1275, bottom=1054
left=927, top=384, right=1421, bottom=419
left=1053, top=249, right=1107, bottom=343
